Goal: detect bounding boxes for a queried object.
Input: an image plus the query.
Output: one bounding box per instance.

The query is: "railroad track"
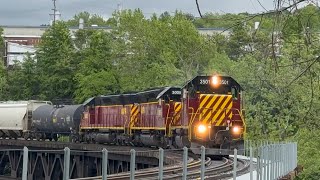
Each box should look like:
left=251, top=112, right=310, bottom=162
left=198, top=157, right=250, bottom=179
left=0, top=139, right=153, bottom=152
left=0, top=175, right=18, bottom=180
left=72, top=156, right=250, bottom=180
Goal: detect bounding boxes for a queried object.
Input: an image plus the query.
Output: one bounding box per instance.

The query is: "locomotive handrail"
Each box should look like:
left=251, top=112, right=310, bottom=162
left=123, top=106, right=131, bottom=134
left=165, top=103, right=170, bottom=136
left=190, top=107, right=244, bottom=120
left=129, top=112, right=139, bottom=135
left=188, top=107, right=195, bottom=122
left=237, top=108, right=246, bottom=138
left=188, top=107, right=246, bottom=141
left=171, top=108, right=182, bottom=126
left=188, top=107, right=199, bottom=140
left=124, top=116, right=131, bottom=135
left=124, top=116, right=129, bottom=134
left=167, top=105, right=185, bottom=137
left=191, top=107, right=244, bottom=121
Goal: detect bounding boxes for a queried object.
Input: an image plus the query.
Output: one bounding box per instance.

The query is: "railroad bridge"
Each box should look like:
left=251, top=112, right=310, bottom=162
left=0, top=140, right=299, bottom=180
left=0, top=140, right=178, bottom=180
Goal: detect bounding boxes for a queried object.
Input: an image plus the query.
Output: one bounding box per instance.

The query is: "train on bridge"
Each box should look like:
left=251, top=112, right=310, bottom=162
left=0, top=75, right=245, bottom=155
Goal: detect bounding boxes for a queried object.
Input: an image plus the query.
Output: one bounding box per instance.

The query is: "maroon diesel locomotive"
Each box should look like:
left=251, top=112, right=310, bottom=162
left=182, top=75, right=245, bottom=155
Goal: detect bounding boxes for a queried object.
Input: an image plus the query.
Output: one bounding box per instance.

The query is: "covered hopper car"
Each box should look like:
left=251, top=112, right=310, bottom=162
left=0, top=100, right=51, bottom=139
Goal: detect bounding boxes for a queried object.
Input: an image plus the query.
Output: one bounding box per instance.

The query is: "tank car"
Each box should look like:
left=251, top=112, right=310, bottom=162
left=32, top=104, right=84, bottom=141
left=0, top=100, right=52, bottom=139
left=182, top=75, right=246, bottom=155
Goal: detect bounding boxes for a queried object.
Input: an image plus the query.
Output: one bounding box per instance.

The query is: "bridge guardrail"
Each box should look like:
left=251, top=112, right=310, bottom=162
left=2, top=141, right=298, bottom=180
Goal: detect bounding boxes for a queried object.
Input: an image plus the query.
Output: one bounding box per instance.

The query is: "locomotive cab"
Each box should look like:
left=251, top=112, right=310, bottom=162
left=183, top=75, right=245, bottom=155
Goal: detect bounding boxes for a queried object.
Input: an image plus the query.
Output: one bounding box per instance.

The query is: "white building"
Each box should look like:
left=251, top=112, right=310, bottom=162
left=5, top=42, right=36, bottom=66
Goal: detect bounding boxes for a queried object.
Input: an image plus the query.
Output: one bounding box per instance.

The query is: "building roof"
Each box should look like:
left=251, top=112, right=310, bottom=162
left=0, top=25, right=230, bottom=38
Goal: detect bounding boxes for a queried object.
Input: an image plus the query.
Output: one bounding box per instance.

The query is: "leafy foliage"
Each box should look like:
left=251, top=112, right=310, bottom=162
left=65, top=11, right=109, bottom=27
left=0, top=28, right=4, bottom=63
left=74, top=30, right=120, bottom=103
left=36, top=22, right=76, bottom=101
left=0, top=28, right=8, bottom=100
left=0, top=60, right=7, bottom=100
left=109, top=10, right=215, bottom=93
left=7, top=54, right=39, bottom=100
left=294, top=128, right=320, bottom=180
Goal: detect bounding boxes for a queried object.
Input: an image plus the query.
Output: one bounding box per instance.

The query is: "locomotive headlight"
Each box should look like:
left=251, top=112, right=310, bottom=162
left=211, top=76, right=219, bottom=85
left=197, top=124, right=207, bottom=134
left=232, top=126, right=240, bottom=134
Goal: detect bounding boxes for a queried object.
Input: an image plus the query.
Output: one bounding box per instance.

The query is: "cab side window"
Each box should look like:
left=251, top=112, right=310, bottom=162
left=231, top=87, right=238, bottom=100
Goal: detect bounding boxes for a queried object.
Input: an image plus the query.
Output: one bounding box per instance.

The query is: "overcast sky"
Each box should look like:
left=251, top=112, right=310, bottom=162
left=0, top=0, right=276, bottom=26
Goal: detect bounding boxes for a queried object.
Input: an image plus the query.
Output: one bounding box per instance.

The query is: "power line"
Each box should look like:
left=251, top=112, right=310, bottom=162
left=256, top=0, right=268, bottom=11
left=195, top=0, right=203, bottom=18
left=286, top=56, right=320, bottom=87
left=278, top=59, right=316, bottom=67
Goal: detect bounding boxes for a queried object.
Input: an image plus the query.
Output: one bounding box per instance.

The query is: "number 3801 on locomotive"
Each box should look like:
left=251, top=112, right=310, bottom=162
left=181, top=75, right=246, bottom=155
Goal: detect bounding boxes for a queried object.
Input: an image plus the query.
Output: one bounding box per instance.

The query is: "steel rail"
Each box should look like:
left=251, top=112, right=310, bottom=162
left=72, top=157, right=250, bottom=180
left=72, top=157, right=208, bottom=180
left=0, top=175, right=17, bottom=180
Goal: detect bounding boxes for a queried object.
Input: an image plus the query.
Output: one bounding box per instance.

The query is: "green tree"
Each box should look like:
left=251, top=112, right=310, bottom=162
left=204, top=16, right=272, bottom=61
left=110, top=10, right=215, bottom=92
left=74, top=30, right=119, bottom=103
left=0, top=28, right=4, bottom=64
left=7, top=54, right=39, bottom=100
left=0, top=60, right=7, bottom=100
left=294, top=128, right=320, bottom=180
left=66, top=11, right=109, bottom=27
left=36, top=22, right=76, bottom=101
left=0, top=28, right=7, bottom=100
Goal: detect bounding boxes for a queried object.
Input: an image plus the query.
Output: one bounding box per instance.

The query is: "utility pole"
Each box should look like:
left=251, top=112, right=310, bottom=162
left=117, top=2, right=122, bottom=12
left=116, top=2, right=122, bottom=27
left=52, top=0, right=57, bottom=25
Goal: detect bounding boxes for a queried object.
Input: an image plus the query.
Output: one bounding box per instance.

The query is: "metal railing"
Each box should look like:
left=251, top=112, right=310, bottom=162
left=243, top=141, right=298, bottom=180
left=17, top=141, right=297, bottom=180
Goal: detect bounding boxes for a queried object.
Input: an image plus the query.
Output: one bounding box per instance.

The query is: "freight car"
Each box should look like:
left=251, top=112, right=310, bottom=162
left=0, top=101, right=83, bottom=141
left=0, top=100, right=52, bottom=139
left=32, top=104, right=84, bottom=141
